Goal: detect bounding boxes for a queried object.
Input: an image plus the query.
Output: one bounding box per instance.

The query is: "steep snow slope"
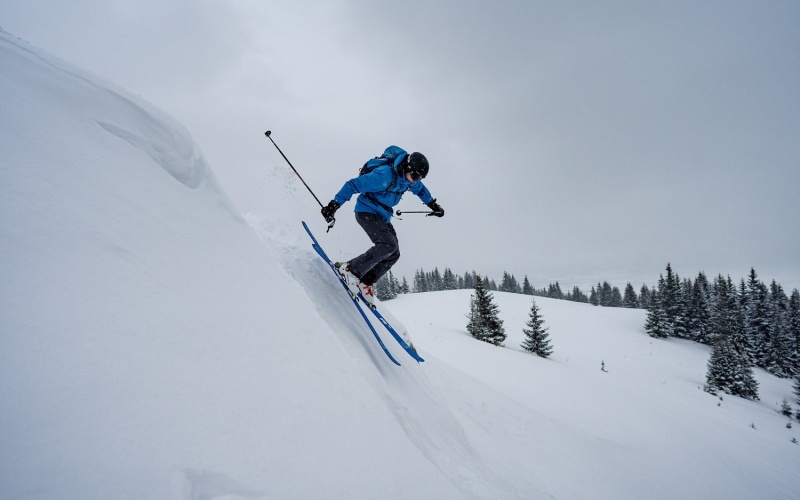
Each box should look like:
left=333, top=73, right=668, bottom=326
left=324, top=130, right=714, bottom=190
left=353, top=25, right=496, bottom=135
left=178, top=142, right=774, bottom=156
left=0, top=29, right=502, bottom=499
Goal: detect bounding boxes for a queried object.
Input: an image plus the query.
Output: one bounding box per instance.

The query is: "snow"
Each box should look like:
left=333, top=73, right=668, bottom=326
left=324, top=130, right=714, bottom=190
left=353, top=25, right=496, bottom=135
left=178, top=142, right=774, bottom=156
left=1, top=29, right=798, bottom=499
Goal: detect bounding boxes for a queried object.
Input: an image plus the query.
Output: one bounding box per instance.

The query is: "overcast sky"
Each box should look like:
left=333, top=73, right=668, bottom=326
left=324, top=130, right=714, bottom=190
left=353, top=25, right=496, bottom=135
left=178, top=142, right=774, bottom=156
left=4, top=1, right=799, bottom=290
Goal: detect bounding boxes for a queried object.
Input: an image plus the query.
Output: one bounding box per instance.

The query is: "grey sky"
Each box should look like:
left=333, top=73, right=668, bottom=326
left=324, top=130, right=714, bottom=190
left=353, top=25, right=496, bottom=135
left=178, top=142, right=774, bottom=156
left=4, top=1, right=799, bottom=290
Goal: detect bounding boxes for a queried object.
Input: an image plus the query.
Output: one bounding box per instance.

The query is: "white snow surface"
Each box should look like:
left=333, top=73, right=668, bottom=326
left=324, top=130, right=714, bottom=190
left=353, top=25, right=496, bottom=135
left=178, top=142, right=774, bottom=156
left=1, top=29, right=799, bottom=499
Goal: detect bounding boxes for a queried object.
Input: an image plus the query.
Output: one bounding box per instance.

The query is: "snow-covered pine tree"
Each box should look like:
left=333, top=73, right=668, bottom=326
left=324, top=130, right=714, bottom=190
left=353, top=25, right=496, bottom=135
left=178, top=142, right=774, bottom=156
left=623, top=283, right=639, bottom=308
left=781, top=399, right=793, bottom=417
left=687, top=275, right=712, bottom=344
left=639, top=284, right=652, bottom=309
left=645, top=291, right=669, bottom=338
left=500, top=272, right=522, bottom=293
left=462, top=271, right=476, bottom=290
left=660, top=264, right=682, bottom=336
left=413, top=269, right=427, bottom=293
left=794, top=374, right=800, bottom=405
left=442, top=268, right=458, bottom=290
left=544, top=282, right=557, bottom=299
left=375, top=272, right=397, bottom=300
left=710, top=274, right=739, bottom=346
left=466, top=275, right=506, bottom=346
left=520, top=298, right=553, bottom=357
left=522, top=275, right=534, bottom=295
left=766, top=280, right=795, bottom=377
left=567, top=286, right=589, bottom=303
left=600, top=282, right=613, bottom=306
left=610, top=286, right=623, bottom=307
left=429, top=267, right=443, bottom=291
left=672, top=277, right=693, bottom=339
left=789, top=288, right=800, bottom=373
left=499, top=272, right=513, bottom=293
left=745, top=269, right=771, bottom=368
left=704, top=334, right=759, bottom=400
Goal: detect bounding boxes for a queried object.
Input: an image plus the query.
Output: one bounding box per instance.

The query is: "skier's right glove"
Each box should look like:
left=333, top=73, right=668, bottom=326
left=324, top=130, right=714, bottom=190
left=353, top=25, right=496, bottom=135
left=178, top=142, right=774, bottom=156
left=321, top=200, right=340, bottom=223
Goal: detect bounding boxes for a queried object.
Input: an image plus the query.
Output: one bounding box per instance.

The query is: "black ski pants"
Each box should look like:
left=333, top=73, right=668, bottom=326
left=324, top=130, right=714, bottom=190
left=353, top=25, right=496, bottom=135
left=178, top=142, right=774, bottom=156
left=347, top=212, right=400, bottom=285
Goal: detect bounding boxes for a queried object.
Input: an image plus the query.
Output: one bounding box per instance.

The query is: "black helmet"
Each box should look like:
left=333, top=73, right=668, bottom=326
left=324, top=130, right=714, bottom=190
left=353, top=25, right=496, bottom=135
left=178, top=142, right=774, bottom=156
left=406, top=152, right=429, bottom=180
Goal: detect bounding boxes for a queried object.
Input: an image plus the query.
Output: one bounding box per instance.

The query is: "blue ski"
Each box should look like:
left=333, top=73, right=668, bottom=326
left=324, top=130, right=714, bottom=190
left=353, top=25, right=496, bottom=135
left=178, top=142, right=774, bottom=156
left=302, top=221, right=401, bottom=366
left=362, top=304, right=425, bottom=363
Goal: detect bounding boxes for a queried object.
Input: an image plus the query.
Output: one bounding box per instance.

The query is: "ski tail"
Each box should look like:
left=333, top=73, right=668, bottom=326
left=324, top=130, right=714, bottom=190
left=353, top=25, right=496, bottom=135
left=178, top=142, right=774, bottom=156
left=361, top=300, right=424, bottom=362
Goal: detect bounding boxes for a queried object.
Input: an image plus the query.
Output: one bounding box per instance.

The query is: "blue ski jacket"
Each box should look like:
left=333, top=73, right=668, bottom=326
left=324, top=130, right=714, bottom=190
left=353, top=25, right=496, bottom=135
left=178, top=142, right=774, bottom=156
left=333, top=148, right=435, bottom=223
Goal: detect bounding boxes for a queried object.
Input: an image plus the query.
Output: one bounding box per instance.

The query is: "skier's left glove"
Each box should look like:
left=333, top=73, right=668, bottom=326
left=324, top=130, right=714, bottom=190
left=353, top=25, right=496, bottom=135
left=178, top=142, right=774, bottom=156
left=321, top=200, right=340, bottom=223
left=427, top=199, right=445, bottom=217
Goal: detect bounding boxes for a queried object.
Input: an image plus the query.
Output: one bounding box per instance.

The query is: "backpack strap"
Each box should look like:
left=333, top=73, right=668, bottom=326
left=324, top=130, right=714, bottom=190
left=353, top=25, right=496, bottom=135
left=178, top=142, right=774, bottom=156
left=364, top=192, right=394, bottom=215
left=362, top=165, right=405, bottom=215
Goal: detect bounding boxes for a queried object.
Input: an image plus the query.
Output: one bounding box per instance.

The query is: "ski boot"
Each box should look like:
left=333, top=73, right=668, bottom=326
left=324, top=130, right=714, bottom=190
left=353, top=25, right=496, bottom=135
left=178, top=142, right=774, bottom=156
left=334, top=262, right=361, bottom=299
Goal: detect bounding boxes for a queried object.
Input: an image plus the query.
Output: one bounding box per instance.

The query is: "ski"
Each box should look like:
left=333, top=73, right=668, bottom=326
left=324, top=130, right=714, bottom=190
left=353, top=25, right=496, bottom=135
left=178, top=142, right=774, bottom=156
left=361, top=302, right=425, bottom=363
left=302, top=221, right=401, bottom=366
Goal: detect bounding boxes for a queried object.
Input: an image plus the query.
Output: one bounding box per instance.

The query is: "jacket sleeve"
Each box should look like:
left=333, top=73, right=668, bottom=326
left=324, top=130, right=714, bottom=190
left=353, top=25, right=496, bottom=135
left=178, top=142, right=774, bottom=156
left=333, top=167, right=394, bottom=206
left=409, top=180, right=434, bottom=205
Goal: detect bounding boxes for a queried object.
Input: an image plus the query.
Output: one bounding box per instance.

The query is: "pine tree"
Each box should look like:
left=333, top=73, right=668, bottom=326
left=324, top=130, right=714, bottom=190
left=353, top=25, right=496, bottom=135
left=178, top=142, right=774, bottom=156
left=709, top=274, right=739, bottom=346
left=442, top=268, right=458, bottom=290
left=672, top=278, right=692, bottom=339
left=622, top=283, right=639, bottom=308
left=610, top=286, right=623, bottom=307
left=589, top=286, right=599, bottom=306
left=794, top=375, right=800, bottom=405
left=522, top=275, right=534, bottom=295
left=645, top=291, right=668, bottom=338
left=600, top=281, right=613, bottom=306
left=789, top=289, right=800, bottom=374
left=687, top=275, right=712, bottom=344
left=499, top=272, right=513, bottom=293
left=499, top=272, right=522, bottom=294
left=567, top=286, right=588, bottom=303
left=375, top=271, right=397, bottom=300
left=660, top=264, right=682, bottom=336
left=462, top=271, right=476, bottom=290
left=704, top=335, right=759, bottom=400
left=421, top=267, right=443, bottom=291
left=547, top=282, right=564, bottom=299
left=400, top=276, right=410, bottom=294
left=413, top=269, right=427, bottom=293
left=520, top=298, right=553, bottom=357
left=781, top=399, right=793, bottom=418
left=745, top=269, right=771, bottom=368
left=639, top=284, right=652, bottom=309
left=466, top=276, right=506, bottom=346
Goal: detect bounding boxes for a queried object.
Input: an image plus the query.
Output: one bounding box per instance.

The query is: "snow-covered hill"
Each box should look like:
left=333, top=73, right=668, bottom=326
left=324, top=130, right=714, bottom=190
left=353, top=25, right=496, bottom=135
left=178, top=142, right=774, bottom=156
left=2, top=29, right=798, bottom=499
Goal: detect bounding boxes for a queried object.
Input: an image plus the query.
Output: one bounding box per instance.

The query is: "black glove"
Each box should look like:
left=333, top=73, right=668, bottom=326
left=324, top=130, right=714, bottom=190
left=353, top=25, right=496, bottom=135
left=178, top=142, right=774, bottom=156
left=321, top=200, right=340, bottom=223
left=427, top=199, right=444, bottom=217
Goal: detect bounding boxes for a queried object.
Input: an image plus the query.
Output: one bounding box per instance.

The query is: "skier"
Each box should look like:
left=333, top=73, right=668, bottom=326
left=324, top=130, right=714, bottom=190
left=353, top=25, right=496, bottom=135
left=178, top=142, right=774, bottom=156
left=320, top=146, right=444, bottom=307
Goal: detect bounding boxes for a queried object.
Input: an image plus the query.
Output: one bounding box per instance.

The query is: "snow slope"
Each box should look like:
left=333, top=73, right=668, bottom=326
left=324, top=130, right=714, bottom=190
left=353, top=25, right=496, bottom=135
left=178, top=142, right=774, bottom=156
left=2, top=28, right=799, bottom=499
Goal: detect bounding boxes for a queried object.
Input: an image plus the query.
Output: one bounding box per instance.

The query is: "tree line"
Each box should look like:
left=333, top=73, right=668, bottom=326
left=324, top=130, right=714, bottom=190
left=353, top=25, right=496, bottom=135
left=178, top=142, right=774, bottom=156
left=376, top=267, right=650, bottom=309
left=644, top=264, right=800, bottom=405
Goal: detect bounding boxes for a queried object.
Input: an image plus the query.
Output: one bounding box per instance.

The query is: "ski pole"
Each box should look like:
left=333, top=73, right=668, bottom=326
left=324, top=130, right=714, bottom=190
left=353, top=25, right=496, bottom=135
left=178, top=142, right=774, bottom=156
left=395, top=210, right=434, bottom=216
left=264, top=130, right=335, bottom=231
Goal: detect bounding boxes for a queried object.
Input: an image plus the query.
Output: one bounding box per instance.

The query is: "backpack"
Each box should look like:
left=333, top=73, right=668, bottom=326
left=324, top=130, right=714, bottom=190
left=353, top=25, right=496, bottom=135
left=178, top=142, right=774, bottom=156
left=357, top=146, right=408, bottom=214
left=358, top=145, right=407, bottom=178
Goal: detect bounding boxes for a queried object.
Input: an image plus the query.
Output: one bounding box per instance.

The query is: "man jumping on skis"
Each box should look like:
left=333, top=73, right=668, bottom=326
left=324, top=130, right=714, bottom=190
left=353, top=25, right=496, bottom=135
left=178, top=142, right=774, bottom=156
left=320, top=146, right=444, bottom=308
